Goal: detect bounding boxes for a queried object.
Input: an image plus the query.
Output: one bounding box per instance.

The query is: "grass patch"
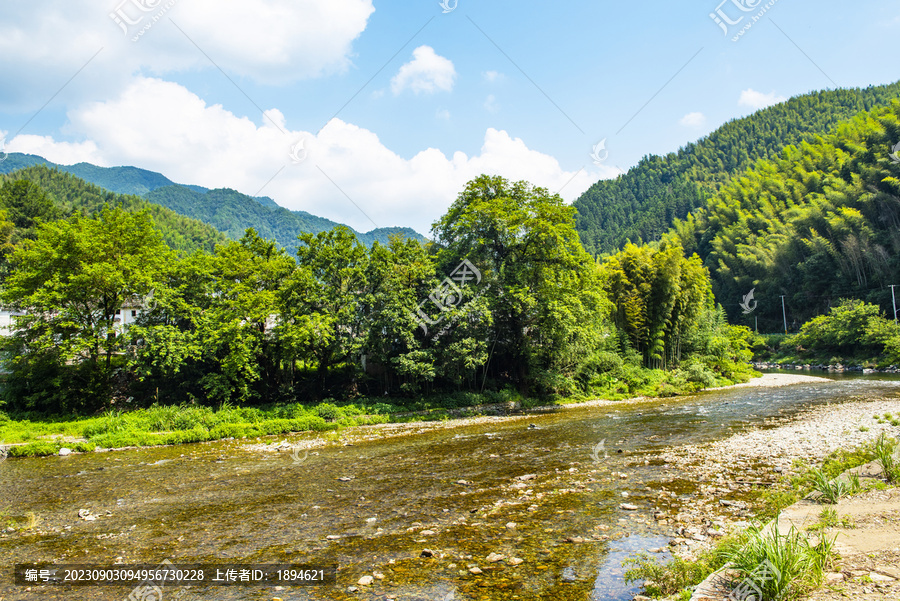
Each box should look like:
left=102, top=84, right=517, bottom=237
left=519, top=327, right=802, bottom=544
left=873, top=433, right=898, bottom=483
left=0, top=365, right=745, bottom=458
left=727, top=522, right=835, bottom=601
left=810, top=467, right=848, bottom=504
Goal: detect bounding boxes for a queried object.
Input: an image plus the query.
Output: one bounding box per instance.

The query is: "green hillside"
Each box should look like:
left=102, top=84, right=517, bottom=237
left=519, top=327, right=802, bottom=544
left=575, top=81, right=900, bottom=255
left=667, top=101, right=900, bottom=331
left=0, top=165, right=227, bottom=253
left=0, top=153, right=425, bottom=247
left=146, top=184, right=426, bottom=250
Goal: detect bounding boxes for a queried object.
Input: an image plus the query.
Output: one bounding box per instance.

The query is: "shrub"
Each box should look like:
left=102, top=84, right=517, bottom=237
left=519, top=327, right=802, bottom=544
left=313, top=402, right=340, bottom=421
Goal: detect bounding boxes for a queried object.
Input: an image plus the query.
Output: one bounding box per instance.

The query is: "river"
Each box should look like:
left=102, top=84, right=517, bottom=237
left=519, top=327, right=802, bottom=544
left=2, top=374, right=899, bottom=601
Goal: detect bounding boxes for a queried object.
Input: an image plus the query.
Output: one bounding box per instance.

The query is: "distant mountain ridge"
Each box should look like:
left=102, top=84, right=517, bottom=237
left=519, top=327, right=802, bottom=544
left=0, top=153, right=425, bottom=248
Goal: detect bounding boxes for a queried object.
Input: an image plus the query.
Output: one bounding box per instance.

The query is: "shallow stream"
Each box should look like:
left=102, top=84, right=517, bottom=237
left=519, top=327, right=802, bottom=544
left=2, top=374, right=899, bottom=600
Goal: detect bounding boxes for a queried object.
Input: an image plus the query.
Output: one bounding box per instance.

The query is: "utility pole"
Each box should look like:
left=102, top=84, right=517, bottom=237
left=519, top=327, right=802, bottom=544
left=780, top=295, right=788, bottom=335
left=890, top=284, right=898, bottom=324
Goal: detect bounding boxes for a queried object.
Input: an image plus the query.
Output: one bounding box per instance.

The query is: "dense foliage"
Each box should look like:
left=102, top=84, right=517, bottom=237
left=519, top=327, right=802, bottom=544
left=669, top=101, right=900, bottom=330
left=0, top=176, right=749, bottom=414
left=575, top=81, right=900, bottom=255
left=1, top=166, right=226, bottom=253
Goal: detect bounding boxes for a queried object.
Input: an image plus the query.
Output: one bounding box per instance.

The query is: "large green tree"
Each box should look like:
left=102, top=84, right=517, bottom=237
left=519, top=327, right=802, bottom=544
left=1, top=207, right=171, bottom=411
left=280, top=227, right=369, bottom=397
left=432, top=175, right=611, bottom=395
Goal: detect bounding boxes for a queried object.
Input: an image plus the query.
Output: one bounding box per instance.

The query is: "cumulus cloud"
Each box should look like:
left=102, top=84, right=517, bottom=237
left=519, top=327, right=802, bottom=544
left=679, top=112, right=706, bottom=127
left=0, top=0, right=375, bottom=109
left=5, top=78, right=602, bottom=236
left=390, top=46, right=456, bottom=95
left=738, top=89, right=787, bottom=111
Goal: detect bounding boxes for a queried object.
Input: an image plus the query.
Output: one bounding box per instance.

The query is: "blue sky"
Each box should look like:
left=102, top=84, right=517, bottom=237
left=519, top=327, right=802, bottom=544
left=0, top=1, right=898, bottom=235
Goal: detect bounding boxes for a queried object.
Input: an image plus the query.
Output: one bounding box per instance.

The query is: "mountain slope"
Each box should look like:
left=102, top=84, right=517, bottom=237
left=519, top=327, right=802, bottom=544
left=1, top=165, right=227, bottom=253
left=667, top=101, right=900, bottom=329
left=145, top=185, right=424, bottom=250
left=575, top=81, right=900, bottom=255
left=0, top=153, right=424, bottom=247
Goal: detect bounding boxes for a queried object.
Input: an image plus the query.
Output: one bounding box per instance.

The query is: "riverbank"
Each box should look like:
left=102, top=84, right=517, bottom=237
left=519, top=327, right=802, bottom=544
left=649, top=391, right=900, bottom=567
left=0, top=372, right=834, bottom=459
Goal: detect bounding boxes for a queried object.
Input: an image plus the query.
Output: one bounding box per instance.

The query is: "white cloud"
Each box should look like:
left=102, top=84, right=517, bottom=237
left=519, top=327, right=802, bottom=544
left=679, top=112, right=706, bottom=127
left=0, top=0, right=375, bottom=109
left=483, top=70, right=502, bottom=82
left=4, top=135, right=106, bottom=166
left=484, top=94, right=499, bottom=113
left=7, top=78, right=602, bottom=236
left=390, top=46, right=456, bottom=95
left=436, top=108, right=451, bottom=120
left=738, top=89, right=787, bottom=111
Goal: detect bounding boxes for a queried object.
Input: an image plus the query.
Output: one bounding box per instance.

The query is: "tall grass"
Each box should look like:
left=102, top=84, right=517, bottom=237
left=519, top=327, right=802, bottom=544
left=728, top=522, right=834, bottom=601
left=874, top=433, right=898, bottom=483
left=809, top=467, right=847, bottom=504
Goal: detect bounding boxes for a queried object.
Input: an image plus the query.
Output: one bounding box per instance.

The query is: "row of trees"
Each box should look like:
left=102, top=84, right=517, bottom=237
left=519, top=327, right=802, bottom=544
left=0, top=175, right=750, bottom=414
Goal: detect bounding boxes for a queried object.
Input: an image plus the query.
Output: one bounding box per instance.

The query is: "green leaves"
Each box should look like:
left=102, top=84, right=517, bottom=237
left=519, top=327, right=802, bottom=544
left=1, top=207, right=171, bottom=411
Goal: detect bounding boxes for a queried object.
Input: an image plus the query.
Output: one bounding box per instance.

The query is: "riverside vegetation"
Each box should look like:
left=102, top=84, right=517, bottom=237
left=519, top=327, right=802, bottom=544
left=0, top=174, right=755, bottom=455
left=3, top=84, right=900, bottom=459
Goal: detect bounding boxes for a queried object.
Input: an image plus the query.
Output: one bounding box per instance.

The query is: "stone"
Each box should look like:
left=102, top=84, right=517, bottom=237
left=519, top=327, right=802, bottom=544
left=420, top=549, right=434, bottom=558
left=357, top=575, right=373, bottom=586
left=58, top=448, right=72, bottom=456
left=372, top=571, right=384, bottom=580
left=506, top=522, right=517, bottom=530
left=326, top=535, right=340, bottom=540
left=486, top=552, right=505, bottom=562
left=469, top=567, right=483, bottom=574
left=824, top=572, right=844, bottom=584
left=509, top=557, right=524, bottom=566
left=517, top=474, right=537, bottom=481
left=420, top=530, right=435, bottom=536
left=619, top=503, right=639, bottom=511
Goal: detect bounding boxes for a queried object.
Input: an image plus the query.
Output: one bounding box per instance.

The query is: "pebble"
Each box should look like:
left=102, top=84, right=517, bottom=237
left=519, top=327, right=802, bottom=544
left=357, top=575, right=373, bottom=586
left=619, top=503, right=639, bottom=511
left=469, top=567, right=483, bottom=574
left=486, top=552, right=505, bottom=562
left=58, top=448, right=72, bottom=456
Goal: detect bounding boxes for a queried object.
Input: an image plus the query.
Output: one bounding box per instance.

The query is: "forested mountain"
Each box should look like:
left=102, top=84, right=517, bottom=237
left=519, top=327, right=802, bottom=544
left=0, top=153, right=425, bottom=247
left=0, top=166, right=226, bottom=253
left=667, top=101, right=900, bottom=331
left=146, top=185, right=425, bottom=250
left=575, top=81, right=900, bottom=255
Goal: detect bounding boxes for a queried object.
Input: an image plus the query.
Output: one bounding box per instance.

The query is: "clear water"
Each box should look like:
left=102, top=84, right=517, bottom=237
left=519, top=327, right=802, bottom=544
left=1, top=375, right=898, bottom=600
